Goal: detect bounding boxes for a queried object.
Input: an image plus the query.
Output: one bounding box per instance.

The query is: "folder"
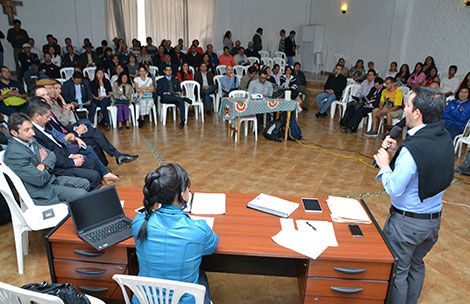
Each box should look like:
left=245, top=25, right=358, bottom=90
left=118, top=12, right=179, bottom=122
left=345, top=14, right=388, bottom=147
left=247, top=193, right=299, bottom=218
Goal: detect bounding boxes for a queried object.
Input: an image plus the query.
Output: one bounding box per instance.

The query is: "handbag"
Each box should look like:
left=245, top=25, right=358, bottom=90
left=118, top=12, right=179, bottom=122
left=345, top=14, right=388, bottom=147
left=21, top=282, right=91, bottom=304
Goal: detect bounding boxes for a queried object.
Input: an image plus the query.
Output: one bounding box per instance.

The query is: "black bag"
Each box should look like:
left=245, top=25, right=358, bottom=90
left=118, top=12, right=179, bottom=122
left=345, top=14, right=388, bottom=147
left=0, top=194, right=11, bottom=225
left=263, top=119, right=284, bottom=142
left=22, top=282, right=91, bottom=304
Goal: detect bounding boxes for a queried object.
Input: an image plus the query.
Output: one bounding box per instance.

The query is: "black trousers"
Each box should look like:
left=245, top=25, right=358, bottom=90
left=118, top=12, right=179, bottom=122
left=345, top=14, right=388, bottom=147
left=54, top=156, right=101, bottom=190
left=340, top=103, right=373, bottom=131
left=160, top=95, right=191, bottom=123
left=81, top=124, right=122, bottom=166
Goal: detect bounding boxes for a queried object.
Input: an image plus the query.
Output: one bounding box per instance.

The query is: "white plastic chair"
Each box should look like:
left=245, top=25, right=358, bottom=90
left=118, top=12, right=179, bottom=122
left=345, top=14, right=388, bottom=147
left=188, top=66, right=195, bottom=75
left=346, top=78, right=357, bottom=86
left=83, top=66, right=96, bottom=81
left=273, top=51, right=286, bottom=61
left=155, top=76, right=177, bottom=126
left=454, top=120, right=470, bottom=157
left=113, top=274, right=206, bottom=304
left=261, top=57, right=273, bottom=68
left=258, top=50, right=270, bottom=58
left=107, top=103, right=136, bottom=128
left=314, top=51, right=325, bottom=74
left=229, top=90, right=257, bottom=141
left=55, top=78, right=67, bottom=85
left=273, top=57, right=286, bottom=67
left=0, top=151, right=69, bottom=274
left=181, top=80, right=204, bottom=123
left=0, top=281, right=105, bottom=304
left=233, top=65, right=247, bottom=77
left=213, top=75, right=225, bottom=113
left=247, top=57, right=260, bottom=65
left=334, top=53, right=345, bottom=62
left=398, top=86, right=410, bottom=96
left=215, top=65, right=226, bottom=75
left=60, top=67, right=74, bottom=80
left=330, top=84, right=361, bottom=119
left=149, top=66, right=159, bottom=78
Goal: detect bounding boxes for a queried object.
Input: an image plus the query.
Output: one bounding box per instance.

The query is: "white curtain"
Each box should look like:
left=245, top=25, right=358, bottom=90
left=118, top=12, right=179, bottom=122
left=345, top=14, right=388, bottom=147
left=145, top=0, right=214, bottom=47
left=105, top=0, right=138, bottom=44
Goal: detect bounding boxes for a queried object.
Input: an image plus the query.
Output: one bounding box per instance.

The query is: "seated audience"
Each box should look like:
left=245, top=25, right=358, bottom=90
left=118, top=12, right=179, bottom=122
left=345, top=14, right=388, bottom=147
left=171, top=45, right=186, bottom=67
left=18, top=43, right=40, bottom=91
left=62, top=45, right=80, bottom=68
left=78, top=43, right=100, bottom=69
left=100, top=47, right=114, bottom=74
left=233, top=47, right=248, bottom=66
left=194, top=63, right=216, bottom=113
left=349, top=59, right=366, bottom=82
left=37, top=79, right=76, bottom=126
left=145, top=37, right=157, bottom=55
left=134, top=66, right=155, bottom=128
left=110, top=64, right=125, bottom=85
left=457, top=72, right=470, bottom=92
left=385, top=61, right=398, bottom=78
left=177, top=63, right=193, bottom=83
left=112, top=73, right=133, bottom=129
left=4, top=113, right=90, bottom=205
left=364, top=77, right=404, bottom=137
left=38, top=53, right=60, bottom=79
left=127, top=54, right=139, bottom=78
left=248, top=70, right=273, bottom=98
left=440, top=65, right=460, bottom=97
left=95, top=40, right=108, bottom=57
left=187, top=39, right=204, bottom=55
left=333, top=58, right=349, bottom=78
left=443, top=86, right=470, bottom=139
left=201, top=54, right=216, bottom=74
left=118, top=43, right=130, bottom=65
left=130, top=39, right=141, bottom=58
left=269, top=64, right=282, bottom=97
left=219, top=47, right=235, bottom=66
left=0, top=65, right=28, bottom=116
left=157, top=66, right=192, bottom=128
left=354, top=69, right=377, bottom=102
left=293, top=62, right=309, bottom=110
left=423, top=67, right=440, bottom=87
left=407, top=62, right=426, bottom=87
left=47, top=45, right=61, bottom=67
left=279, top=66, right=298, bottom=100
left=423, top=56, right=436, bottom=76
left=395, top=63, right=410, bottom=86
left=340, top=77, right=384, bottom=133
left=42, top=34, right=61, bottom=56
left=186, top=45, right=203, bottom=69
left=62, top=71, right=96, bottom=120
left=153, top=45, right=166, bottom=67
left=315, top=64, right=347, bottom=117
left=245, top=41, right=260, bottom=59
left=90, top=68, right=113, bottom=130
left=133, top=164, right=218, bottom=304
left=367, top=61, right=375, bottom=71
left=28, top=38, right=43, bottom=61
left=231, top=40, right=241, bottom=56
left=220, top=65, right=240, bottom=97
left=176, top=38, right=185, bottom=53
left=240, top=66, right=257, bottom=91
left=139, top=46, right=153, bottom=65
left=205, top=44, right=219, bottom=68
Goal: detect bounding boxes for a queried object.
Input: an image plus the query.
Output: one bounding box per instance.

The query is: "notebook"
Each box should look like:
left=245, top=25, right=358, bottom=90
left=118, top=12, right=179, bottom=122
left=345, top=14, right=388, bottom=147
left=189, top=192, right=226, bottom=215
left=247, top=193, right=299, bottom=218
left=326, top=196, right=372, bottom=224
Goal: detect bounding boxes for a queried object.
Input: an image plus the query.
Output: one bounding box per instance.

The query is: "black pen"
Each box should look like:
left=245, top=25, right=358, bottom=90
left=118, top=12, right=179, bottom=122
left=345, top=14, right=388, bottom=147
left=306, top=222, right=317, bottom=231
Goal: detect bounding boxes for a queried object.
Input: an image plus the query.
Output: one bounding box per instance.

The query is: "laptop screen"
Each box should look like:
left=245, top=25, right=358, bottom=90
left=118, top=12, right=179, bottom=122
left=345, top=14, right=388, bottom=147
left=69, top=186, right=124, bottom=232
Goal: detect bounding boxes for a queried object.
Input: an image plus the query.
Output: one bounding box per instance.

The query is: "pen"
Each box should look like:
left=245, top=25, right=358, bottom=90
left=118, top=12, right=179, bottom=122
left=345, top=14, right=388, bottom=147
left=306, top=222, right=317, bottom=231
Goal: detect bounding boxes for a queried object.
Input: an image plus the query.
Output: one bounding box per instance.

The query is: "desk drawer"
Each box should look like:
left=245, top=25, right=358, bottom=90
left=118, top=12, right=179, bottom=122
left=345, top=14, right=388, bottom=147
left=57, top=278, right=121, bottom=299
left=306, top=278, right=388, bottom=300
left=52, top=242, right=128, bottom=264
left=54, top=259, right=127, bottom=281
left=304, top=296, right=383, bottom=303
left=309, top=260, right=391, bottom=280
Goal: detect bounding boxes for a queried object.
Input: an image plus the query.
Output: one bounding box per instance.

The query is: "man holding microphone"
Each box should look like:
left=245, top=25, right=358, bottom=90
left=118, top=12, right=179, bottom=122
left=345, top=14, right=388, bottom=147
left=373, top=87, right=454, bottom=304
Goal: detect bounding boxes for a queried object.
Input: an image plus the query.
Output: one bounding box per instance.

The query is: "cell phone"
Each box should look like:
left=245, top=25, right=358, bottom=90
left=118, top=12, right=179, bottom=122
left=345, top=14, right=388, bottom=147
left=301, top=198, right=322, bottom=212
left=348, top=224, right=364, bottom=237
left=134, top=206, right=146, bottom=214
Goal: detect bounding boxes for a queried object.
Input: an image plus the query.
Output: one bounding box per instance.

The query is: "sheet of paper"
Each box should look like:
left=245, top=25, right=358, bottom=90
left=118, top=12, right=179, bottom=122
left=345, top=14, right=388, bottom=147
left=272, top=229, right=329, bottom=260
left=326, top=196, right=371, bottom=224
left=189, top=215, right=215, bottom=229
left=296, top=220, right=338, bottom=247
left=190, top=192, right=226, bottom=215
left=280, top=218, right=296, bottom=231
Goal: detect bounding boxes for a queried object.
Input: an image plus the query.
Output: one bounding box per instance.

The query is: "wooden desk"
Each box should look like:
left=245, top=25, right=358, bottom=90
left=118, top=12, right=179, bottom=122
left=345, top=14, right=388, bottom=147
left=45, top=187, right=396, bottom=303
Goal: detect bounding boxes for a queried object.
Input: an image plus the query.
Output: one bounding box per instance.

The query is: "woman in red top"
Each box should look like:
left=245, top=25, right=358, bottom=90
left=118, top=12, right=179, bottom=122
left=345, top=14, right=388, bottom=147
left=218, top=47, right=235, bottom=66
left=177, top=63, right=193, bottom=83
left=423, top=67, right=440, bottom=87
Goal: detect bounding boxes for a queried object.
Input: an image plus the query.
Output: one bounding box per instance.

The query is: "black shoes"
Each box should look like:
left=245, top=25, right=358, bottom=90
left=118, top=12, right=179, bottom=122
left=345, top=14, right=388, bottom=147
left=138, top=118, right=144, bottom=128
left=116, top=154, right=139, bottom=165
left=179, top=121, right=185, bottom=129
left=315, top=112, right=327, bottom=118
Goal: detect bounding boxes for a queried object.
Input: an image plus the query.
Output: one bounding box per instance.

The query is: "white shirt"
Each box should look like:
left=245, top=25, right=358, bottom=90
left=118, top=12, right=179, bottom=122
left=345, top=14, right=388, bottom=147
left=32, top=122, right=62, bottom=147
left=440, top=76, right=460, bottom=94
left=201, top=72, right=208, bottom=87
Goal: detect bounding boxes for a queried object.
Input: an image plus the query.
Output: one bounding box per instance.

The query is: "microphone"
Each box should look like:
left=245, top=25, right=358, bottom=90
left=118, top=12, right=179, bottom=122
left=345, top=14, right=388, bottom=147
left=373, top=126, right=402, bottom=168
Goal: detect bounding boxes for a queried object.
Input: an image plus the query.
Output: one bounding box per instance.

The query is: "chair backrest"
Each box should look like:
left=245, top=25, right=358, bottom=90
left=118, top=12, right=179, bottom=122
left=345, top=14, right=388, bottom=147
left=273, top=57, right=285, bottom=67
left=346, top=78, right=357, bottom=86
left=60, top=67, right=75, bottom=80
left=113, top=274, right=206, bottom=304
left=261, top=57, right=273, bottom=68
left=462, top=119, right=470, bottom=138
left=273, top=51, right=287, bottom=60
left=83, top=67, right=96, bottom=81
left=188, top=66, right=195, bottom=75
left=149, top=66, right=159, bottom=78
left=258, top=50, right=270, bottom=58
left=215, top=65, right=226, bottom=75
left=0, top=281, right=64, bottom=304
left=56, top=78, right=67, bottom=85
left=213, top=75, right=224, bottom=95
left=334, top=53, right=345, bottom=62
left=229, top=90, right=249, bottom=99
left=340, top=84, right=361, bottom=103
left=247, top=57, right=260, bottom=65
left=181, top=80, right=201, bottom=103
left=398, top=86, right=410, bottom=96
left=233, top=65, right=247, bottom=77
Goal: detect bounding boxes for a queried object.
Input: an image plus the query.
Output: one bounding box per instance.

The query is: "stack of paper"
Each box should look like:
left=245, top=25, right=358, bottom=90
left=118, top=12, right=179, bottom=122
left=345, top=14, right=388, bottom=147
left=272, top=218, right=330, bottom=260
left=189, top=215, right=215, bottom=229
left=190, top=192, right=226, bottom=215
left=326, top=196, right=371, bottom=224
left=247, top=193, right=299, bottom=218
left=296, top=220, right=338, bottom=247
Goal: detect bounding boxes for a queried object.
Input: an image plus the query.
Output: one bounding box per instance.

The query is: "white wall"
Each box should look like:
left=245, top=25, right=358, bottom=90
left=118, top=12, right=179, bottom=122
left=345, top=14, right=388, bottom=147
left=0, top=0, right=106, bottom=71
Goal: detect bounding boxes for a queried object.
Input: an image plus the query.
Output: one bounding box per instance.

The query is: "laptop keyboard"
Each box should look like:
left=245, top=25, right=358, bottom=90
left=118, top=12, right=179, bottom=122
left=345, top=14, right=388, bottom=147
left=84, top=218, right=132, bottom=242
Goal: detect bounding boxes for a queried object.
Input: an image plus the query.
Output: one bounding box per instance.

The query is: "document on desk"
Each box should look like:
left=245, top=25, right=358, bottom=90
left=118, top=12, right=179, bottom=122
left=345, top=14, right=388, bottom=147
left=326, top=196, right=372, bottom=224
left=272, top=218, right=329, bottom=260
left=190, top=192, right=226, bottom=215
left=189, top=215, right=215, bottom=229
left=247, top=193, right=299, bottom=218
left=296, top=220, right=338, bottom=247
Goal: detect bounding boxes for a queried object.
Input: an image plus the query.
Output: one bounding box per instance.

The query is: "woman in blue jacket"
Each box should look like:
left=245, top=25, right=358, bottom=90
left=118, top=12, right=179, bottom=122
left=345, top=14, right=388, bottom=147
left=132, top=164, right=219, bottom=304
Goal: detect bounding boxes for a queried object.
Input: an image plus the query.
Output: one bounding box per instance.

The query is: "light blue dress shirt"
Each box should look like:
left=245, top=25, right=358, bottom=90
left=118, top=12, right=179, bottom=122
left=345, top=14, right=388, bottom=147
left=74, top=84, right=83, bottom=107
left=376, top=125, right=444, bottom=213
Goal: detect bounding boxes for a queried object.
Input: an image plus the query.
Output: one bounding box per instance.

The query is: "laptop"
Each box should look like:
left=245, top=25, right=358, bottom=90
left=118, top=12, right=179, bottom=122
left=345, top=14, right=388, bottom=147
left=69, top=186, right=133, bottom=251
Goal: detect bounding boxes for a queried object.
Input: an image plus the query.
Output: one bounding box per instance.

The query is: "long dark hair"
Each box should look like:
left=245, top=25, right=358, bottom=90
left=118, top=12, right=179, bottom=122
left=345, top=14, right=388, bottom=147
left=224, top=31, right=232, bottom=39
left=137, top=164, right=191, bottom=240
left=458, top=72, right=470, bottom=92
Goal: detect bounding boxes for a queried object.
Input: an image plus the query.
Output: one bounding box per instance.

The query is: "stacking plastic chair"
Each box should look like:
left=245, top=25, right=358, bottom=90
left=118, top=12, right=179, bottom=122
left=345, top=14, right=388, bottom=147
left=83, top=66, right=96, bottom=81
left=258, top=50, right=270, bottom=58
left=215, top=65, right=226, bottom=75
left=273, top=57, right=286, bottom=67
left=229, top=90, right=257, bottom=141
left=55, top=78, right=67, bottom=85
left=0, top=151, right=69, bottom=274
left=261, top=57, right=273, bottom=68
left=233, top=65, right=247, bottom=77
left=0, top=281, right=105, bottom=304
left=149, top=66, right=159, bottom=78
left=113, top=274, right=206, bottom=304
left=213, top=75, right=225, bottom=113
left=330, top=84, right=361, bottom=119
left=154, top=76, right=178, bottom=126
left=181, top=80, right=204, bottom=123
left=454, top=120, right=470, bottom=157
left=247, top=57, right=260, bottom=65
left=60, top=67, right=74, bottom=80
left=273, top=51, right=287, bottom=61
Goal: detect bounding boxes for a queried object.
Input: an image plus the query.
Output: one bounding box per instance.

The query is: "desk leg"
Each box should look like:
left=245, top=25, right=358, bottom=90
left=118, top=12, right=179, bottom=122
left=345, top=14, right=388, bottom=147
left=236, top=117, right=241, bottom=143
left=284, top=111, right=291, bottom=143
left=227, top=120, right=231, bottom=139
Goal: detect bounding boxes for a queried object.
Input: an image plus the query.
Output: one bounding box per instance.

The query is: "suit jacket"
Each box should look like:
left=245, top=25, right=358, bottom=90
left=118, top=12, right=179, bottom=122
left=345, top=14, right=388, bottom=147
left=194, top=71, right=214, bottom=88
left=156, top=76, right=182, bottom=97
left=284, top=37, right=296, bottom=57
left=185, top=53, right=202, bottom=68
left=252, top=34, right=262, bottom=51
left=4, top=138, right=60, bottom=206
left=78, top=51, right=101, bottom=69
left=33, top=125, right=76, bottom=169
left=18, top=52, right=40, bottom=73
left=62, top=53, right=80, bottom=68
left=62, top=78, right=93, bottom=104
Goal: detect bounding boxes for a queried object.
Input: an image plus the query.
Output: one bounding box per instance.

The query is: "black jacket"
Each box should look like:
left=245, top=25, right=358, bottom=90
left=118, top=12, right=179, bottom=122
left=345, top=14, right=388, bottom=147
left=324, top=74, right=347, bottom=100
left=62, top=53, right=80, bottom=68
left=33, top=125, right=75, bottom=169
left=18, top=52, right=40, bottom=73
left=185, top=52, right=202, bottom=69
left=156, top=76, right=182, bottom=96
left=194, top=71, right=215, bottom=87
left=284, top=36, right=296, bottom=57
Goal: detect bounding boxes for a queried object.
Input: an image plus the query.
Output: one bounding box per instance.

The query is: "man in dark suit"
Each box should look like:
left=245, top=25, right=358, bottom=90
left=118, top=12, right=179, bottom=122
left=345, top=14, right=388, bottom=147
left=157, top=66, right=192, bottom=128
left=194, top=63, right=216, bottom=113
left=252, top=28, right=263, bottom=51
left=245, top=41, right=260, bottom=59
left=38, top=53, right=60, bottom=79
left=62, top=45, right=79, bottom=68
left=78, top=43, right=100, bottom=69
left=171, top=45, right=186, bottom=68
left=42, top=34, right=61, bottom=56
left=185, top=45, right=202, bottom=69
left=18, top=43, right=40, bottom=90
left=4, top=113, right=90, bottom=206
left=62, top=71, right=96, bottom=121
left=28, top=100, right=102, bottom=190
left=158, top=54, right=178, bottom=77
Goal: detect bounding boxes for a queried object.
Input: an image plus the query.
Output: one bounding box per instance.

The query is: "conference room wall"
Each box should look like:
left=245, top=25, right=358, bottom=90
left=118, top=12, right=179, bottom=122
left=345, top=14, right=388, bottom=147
left=0, top=0, right=106, bottom=71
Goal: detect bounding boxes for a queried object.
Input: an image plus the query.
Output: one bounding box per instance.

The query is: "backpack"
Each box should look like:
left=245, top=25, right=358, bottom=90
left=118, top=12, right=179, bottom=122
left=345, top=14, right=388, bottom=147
left=282, top=115, right=302, bottom=140
left=263, top=119, right=284, bottom=142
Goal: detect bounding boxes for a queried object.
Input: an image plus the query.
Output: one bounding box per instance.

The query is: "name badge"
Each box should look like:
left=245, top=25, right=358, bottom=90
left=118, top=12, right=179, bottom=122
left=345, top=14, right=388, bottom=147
left=42, top=209, right=55, bottom=220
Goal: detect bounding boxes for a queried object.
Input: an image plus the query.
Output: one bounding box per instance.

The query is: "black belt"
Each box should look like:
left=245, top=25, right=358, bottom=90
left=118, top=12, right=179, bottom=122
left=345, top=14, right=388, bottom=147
left=391, top=206, right=441, bottom=220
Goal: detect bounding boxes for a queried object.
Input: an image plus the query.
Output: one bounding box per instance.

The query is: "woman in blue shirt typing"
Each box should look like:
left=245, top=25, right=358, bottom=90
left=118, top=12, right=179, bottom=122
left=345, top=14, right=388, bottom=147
left=132, top=164, right=219, bottom=304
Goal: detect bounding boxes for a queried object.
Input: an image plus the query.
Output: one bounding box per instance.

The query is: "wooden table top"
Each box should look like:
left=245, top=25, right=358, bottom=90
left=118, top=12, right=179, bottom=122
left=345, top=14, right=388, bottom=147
left=49, top=187, right=394, bottom=263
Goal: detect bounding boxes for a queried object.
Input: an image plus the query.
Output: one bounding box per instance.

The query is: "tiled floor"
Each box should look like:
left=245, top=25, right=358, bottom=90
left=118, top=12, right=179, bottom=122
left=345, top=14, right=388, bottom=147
left=0, top=103, right=469, bottom=303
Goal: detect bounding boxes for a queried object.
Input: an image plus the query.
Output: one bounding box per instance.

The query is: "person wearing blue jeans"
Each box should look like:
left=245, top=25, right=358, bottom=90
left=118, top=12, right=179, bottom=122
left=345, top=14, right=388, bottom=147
left=315, top=64, right=347, bottom=117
